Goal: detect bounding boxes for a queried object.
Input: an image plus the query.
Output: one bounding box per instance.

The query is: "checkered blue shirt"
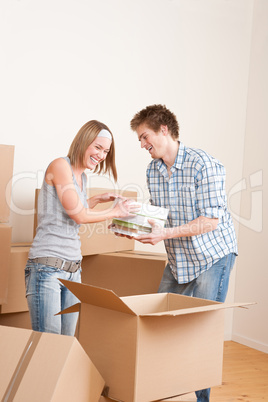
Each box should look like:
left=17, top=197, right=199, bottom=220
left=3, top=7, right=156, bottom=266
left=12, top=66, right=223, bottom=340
left=146, top=142, right=238, bottom=284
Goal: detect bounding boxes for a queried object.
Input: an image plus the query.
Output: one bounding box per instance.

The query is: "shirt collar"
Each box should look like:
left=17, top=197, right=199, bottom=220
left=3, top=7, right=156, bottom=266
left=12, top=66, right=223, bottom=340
left=173, top=141, right=185, bottom=170
left=157, top=141, right=185, bottom=170
left=156, top=141, right=185, bottom=173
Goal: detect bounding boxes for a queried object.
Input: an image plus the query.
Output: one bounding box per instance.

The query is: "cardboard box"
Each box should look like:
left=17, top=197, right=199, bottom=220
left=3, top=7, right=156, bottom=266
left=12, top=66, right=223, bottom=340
left=0, top=246, right=30, bottom=314
left=0, top=311, right=32, bottom=330
left=110, top=203, right=169, bottom=237
left=99, top=394, right=196, bottom=402
left=161, top=393, right=196, bottom=401
left=59, top=280, right=251, bottom=402
left=0, top=325, right=105, bottom=402
left=81, top=250, right=167, bottom=296
left=33, top=187, right=136, bottom=256
left=0, top=224, right=12, bottom=304
left=0, top=144, right=14, bottom=223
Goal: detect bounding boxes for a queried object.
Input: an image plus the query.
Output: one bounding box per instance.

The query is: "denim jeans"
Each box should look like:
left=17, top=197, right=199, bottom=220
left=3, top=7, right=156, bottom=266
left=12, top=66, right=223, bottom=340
left=25, top=260, right=81, bottom=336
left=158, top=253, right=236, bottom=402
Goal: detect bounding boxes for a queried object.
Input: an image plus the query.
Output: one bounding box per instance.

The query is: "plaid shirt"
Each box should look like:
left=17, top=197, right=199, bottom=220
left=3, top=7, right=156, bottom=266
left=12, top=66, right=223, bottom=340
left=146, top=142, right=238, bottom=284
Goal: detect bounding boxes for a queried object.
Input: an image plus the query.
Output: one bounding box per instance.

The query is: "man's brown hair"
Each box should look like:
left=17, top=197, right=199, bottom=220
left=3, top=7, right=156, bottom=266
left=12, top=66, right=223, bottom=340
left=130, top=104, right=179, bottom=139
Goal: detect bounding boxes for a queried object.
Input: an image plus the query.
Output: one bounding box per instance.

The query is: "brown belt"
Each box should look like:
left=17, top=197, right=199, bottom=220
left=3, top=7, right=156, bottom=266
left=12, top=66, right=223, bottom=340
left=30, top=257, right=81, bottom=273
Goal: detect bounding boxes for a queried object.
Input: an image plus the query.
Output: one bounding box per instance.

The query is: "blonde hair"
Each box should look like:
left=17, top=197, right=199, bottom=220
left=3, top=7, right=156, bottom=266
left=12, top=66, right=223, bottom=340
left=68, top=120, right=117, bottom=181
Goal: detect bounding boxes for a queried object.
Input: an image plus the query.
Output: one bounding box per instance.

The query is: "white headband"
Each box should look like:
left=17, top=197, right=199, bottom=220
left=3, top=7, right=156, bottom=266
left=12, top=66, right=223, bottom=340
left=97, top=129, right=112, bottom=141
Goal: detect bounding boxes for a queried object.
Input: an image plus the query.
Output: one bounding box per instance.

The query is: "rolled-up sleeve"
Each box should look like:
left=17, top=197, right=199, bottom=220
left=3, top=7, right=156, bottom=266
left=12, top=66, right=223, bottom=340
left=195, top=160, right=226, bottom=219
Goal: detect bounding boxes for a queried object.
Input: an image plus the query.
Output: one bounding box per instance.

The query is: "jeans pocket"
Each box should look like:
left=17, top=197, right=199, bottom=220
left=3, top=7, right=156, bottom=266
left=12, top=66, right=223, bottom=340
left=38, top=265, right=58, bottom=272
left=24, top=266, right=32, bottom=294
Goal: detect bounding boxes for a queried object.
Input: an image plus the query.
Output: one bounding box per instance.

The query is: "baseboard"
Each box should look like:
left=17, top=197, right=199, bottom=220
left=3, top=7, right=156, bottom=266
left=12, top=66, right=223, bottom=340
left=232, top=334, right=268, bottom=353
left=224, top=331, right=233, bottom=341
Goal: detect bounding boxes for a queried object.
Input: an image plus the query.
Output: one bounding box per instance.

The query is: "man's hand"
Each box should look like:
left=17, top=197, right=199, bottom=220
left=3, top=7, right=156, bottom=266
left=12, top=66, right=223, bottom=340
left=135, top=219, right=166, bottom=245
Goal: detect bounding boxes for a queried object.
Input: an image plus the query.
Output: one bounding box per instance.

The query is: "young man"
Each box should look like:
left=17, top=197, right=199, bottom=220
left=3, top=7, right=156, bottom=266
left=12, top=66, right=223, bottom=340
left=130, top=104, right=238, bottom=402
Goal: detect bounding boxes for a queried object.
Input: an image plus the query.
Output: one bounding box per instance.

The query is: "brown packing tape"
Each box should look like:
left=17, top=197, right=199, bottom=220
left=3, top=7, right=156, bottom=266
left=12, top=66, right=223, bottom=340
left=102, top=386, right=110, bottom=397
left=3, top=331, right=42, bottom=401
left=10, top=243, right=32, bottom=248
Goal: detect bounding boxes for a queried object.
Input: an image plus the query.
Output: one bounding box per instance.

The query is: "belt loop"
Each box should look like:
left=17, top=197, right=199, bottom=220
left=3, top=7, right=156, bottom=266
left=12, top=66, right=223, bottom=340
left=60, top=259, right=66, bottom=270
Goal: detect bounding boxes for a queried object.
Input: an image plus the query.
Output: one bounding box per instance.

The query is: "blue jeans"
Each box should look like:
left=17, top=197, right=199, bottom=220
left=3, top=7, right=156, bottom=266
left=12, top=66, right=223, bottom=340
left=158, top=253, right=236, bottom=402
left=25, top=260, right=81, bottom=336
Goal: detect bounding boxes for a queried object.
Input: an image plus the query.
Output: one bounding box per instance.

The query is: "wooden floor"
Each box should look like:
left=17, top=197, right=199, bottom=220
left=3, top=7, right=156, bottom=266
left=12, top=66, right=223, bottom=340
left=164, top=341, right=268, bottom=402
left=211, top=341, right=268, bottom=402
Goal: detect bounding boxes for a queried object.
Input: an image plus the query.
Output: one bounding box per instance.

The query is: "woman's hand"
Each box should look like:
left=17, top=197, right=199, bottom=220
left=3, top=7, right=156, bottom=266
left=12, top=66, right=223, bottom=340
left=88, top=193, right=126, bottom=208
left=112, top=199, right=140, bottom=218
left=99, top=193, right=125, bottom=203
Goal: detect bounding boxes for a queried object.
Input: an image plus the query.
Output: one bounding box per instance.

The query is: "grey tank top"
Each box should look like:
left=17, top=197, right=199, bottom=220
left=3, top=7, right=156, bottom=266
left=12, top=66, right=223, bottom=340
left=29, top=157, right=88, bottom=261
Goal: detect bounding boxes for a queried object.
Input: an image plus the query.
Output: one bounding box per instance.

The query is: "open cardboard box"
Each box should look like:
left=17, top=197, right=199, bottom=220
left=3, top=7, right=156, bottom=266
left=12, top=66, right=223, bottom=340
left=59, top=280, right=253, bottom=402
left=0, top=325, right=105, bottom=402
left=98, top=393, right=197, bottom=402
left=99, top=393, right=196, bottom=402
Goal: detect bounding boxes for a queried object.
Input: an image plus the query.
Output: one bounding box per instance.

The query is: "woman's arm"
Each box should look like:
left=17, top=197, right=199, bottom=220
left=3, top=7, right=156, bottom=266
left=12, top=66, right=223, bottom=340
left=46, top=158, right=138, bottom=224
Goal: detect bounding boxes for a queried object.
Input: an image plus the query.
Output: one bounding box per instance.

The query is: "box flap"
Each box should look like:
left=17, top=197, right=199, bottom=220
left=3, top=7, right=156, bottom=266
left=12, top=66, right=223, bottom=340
left=18, top=333, right=105, bottom=401
left=0, top=326, right=104, bottom=402
left=139, top=301, right=255, bottom=317
left=56, top=303, right=81, bottom=316
left=59, top=279, right=136, bottom=315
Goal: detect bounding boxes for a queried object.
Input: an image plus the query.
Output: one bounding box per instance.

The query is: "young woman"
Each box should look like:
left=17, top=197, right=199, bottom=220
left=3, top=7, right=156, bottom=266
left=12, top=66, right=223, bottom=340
left=25, top=120, right=138, bottom=336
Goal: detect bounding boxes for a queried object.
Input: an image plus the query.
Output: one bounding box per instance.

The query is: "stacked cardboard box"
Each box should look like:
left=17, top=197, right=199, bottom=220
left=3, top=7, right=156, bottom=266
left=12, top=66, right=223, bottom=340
left=0, top=224, right=12, bottom=305
left=0, top=241, right=34, bottom=328
left=0, top=145, right=33, bottom=329
left=0, top=145, right=14, bottom=305
left=81, top=250, right=167, bottom=296
left=0, top=244, right=32, bottom=329
left=0, top=243, right=31, bottom=329
left=0, top=246, right=30, bottom=314
left=0, top=145, right=14, bottom=223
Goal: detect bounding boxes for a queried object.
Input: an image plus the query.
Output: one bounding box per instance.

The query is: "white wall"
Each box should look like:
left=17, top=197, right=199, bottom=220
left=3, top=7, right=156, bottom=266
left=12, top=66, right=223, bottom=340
left=2, top=0, right=263, bottom=344
left=232, top=0, right=268, bottom=353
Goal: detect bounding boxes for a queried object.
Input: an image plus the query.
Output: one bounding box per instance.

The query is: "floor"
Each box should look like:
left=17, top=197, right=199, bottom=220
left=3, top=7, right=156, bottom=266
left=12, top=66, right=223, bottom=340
left=163, top=341, right=268, bottom=402
left=211, top=341, right=268, bottom=402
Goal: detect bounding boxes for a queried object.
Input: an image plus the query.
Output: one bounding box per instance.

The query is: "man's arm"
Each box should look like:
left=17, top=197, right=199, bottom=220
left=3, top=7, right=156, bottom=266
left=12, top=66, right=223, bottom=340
left=135, top=216, right=219, bottom=245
